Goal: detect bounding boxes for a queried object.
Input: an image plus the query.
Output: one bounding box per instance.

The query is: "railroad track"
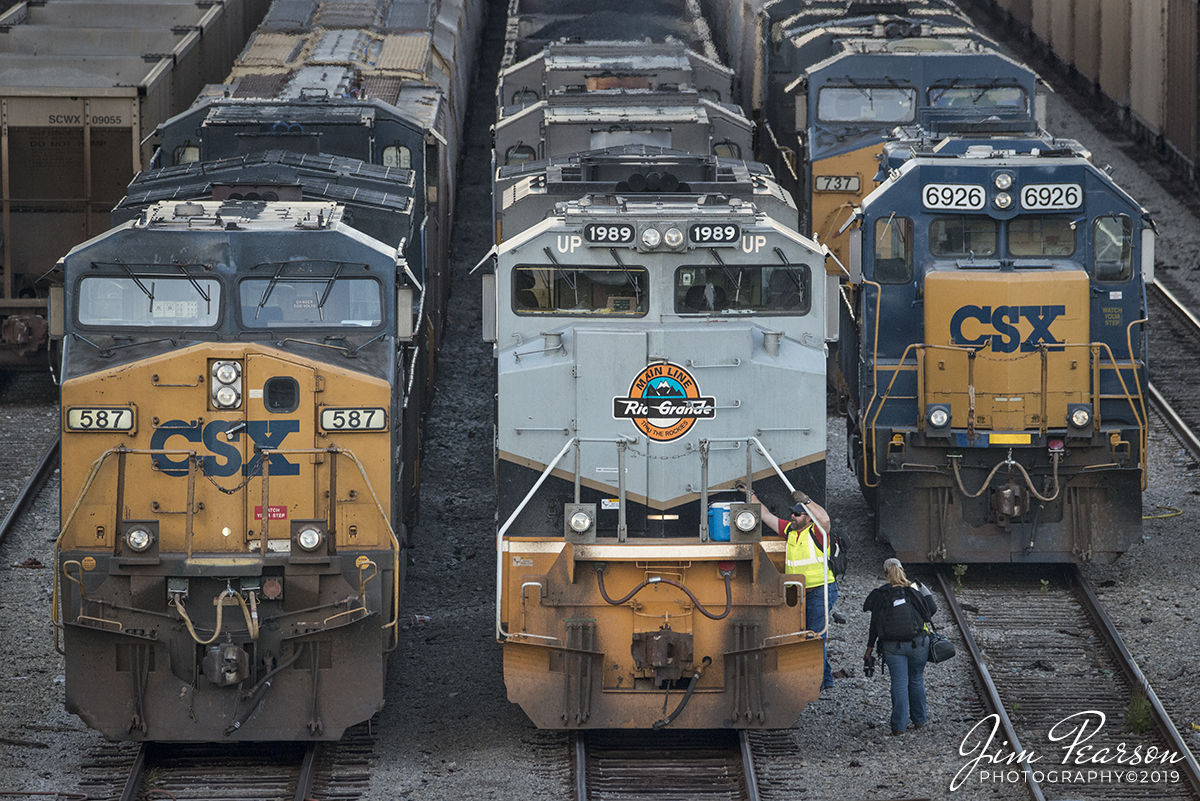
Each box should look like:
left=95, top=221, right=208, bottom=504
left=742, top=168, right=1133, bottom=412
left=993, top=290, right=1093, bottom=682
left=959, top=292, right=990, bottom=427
left=0, top=370, right=59, bottom=547
left=78, top=720, right=376, bottom=801
left=574, top=730, right=759, bottom=800
left=936, top=564, right=1200, bottom=800
left=1147, top=282, right=1200, bottom=461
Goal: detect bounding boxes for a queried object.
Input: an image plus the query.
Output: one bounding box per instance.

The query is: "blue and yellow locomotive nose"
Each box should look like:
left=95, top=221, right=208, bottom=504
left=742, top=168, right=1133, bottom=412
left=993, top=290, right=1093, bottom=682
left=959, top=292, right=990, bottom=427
left=923, top=268, right=1091, bottom=432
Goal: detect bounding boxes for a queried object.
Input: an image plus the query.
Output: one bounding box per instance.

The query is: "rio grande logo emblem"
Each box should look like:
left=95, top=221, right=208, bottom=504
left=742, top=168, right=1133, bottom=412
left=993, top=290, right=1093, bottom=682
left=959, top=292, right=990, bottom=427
left=613, top=361, right=716, bottom=442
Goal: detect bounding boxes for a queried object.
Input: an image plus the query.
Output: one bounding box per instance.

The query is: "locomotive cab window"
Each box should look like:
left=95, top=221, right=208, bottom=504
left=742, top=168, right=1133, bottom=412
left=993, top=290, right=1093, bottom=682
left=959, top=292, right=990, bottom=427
left=713, top=140, right=741, bottom=159
left=1091, top=215, right=1133, bottom=282
left=929, top=215, right=997, bottom=258
left=513, top=266, right=648, bottom=316
left=873, top=215, right=913, bottom=283
left=817, top=86, right=915, bottom=123
left=929, top=86, right=1028, bottom=110
left=674, top=265, right=811, bottom=315
left=383, top=144, right=411, bottom=169
left=77, top=275, right=220, bottom=328
left=239, top=277, right=383, bottom=328
left=1008, top=216, right=1076, bottom=257
left=505, top=144, right=538, bottom=166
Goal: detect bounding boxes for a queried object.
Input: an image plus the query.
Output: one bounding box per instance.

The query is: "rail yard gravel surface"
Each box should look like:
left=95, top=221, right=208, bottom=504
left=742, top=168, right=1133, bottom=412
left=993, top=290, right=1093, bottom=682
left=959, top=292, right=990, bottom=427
left=4, top=3, right=1200, bottom=798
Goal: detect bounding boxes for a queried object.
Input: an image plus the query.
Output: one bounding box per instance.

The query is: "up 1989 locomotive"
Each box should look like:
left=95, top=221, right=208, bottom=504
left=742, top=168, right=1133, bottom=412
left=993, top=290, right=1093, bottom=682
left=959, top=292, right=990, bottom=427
left=839, top=130, right=1153, bottom=564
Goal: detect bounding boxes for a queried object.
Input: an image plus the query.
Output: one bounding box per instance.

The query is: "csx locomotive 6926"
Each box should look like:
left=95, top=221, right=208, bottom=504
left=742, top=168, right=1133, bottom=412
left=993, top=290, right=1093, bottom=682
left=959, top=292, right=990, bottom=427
left=54, top=200, right=412, bottom=742
left=839, top=134, right=1152, bottom=564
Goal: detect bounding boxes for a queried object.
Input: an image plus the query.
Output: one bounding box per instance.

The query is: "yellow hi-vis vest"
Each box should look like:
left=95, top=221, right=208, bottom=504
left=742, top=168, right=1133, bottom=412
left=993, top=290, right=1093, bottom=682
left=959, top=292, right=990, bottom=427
left=784, top=522, right=834, bottom=590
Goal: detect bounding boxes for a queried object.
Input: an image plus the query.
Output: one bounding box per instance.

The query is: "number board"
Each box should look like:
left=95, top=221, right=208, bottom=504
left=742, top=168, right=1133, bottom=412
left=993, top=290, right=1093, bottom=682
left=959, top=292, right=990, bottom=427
left=1020, top=183, right=1082, bottom=211
left=67, top=407, right=135, bottom=431
left=689, top=223, right=741, bottom=245
left=814, top=175, right=861, bottom=193
left=583, top=223, right=635, bottom=244
left=922, top=184, right=985, bottom=210
left=320, top=408, right=388, bottom=431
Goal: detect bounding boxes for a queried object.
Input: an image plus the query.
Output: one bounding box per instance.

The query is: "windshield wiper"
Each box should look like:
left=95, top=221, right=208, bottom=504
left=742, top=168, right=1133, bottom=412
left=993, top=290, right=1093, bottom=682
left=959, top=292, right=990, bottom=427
left=113, top=260, right=155, bottom=312
left=315, top=262, right=347, bottom=321
left=172, top=261, right=212, bottom=313
left=255, top=262, right=291, bottom=320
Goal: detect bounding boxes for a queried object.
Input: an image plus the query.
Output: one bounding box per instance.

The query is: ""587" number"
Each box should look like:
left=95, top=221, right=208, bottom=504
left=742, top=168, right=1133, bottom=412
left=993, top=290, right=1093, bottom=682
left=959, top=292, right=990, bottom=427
left=320, top=408, right=387, bottom=431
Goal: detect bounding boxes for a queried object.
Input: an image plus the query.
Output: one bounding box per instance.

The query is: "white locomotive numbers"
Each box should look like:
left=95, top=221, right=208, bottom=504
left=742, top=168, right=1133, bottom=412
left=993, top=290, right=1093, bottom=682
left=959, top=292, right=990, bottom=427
left=814, top=175, right=861, bottom=192
left=67, top=407, right=134, bottom=431
left=1020, top=183, right=1082, bottom=210
left=923, top=183, right=985, bottom=210
left=583, top=223, right=635, bottom=244
left=320, top=407, right=387, bottom=431
left=689, top=223, right=741, bottom=244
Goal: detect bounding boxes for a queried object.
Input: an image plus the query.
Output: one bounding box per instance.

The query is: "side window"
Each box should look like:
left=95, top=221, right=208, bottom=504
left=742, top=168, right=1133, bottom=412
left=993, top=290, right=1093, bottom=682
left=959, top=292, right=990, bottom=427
left=383, top=145, right=412, bottom=169
left=505, top=144, right=537, bottom=166
left=713, top=140, right=741, bottom=159
left=1092, top=215, right=1133, bottom=282
left=174, top=144, right=200, bottom=166
left=511, top=88, right=539, bottom=106
left=873, top=215, right=913, bottom=284
left=512, top=266, right=648, bottom=316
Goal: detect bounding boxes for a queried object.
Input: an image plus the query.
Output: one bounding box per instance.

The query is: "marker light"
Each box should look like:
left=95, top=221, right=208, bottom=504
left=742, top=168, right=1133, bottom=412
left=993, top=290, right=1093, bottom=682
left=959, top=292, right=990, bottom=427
left=126, top=528, right=153, bottom=552
left=1070, top=407, right=1091, bottom=428
left=734, top=510, right=758, bottom=532
left=297, top=526, right=323, bottom=552
left=929, top=408, right=949, bottom=428
left=569, top=510, right=593, bottom=533
left=641, top=227, right=662, bottom=248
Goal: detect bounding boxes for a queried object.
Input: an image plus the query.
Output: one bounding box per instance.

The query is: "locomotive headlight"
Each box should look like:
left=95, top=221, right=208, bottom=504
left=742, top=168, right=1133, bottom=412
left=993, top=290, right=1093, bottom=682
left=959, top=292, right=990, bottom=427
left=993, top=192, right=1013, bottom=209
left=126, top=527, right=154, bottom=553
left=214, top=385, right=240, bottom=408
left=1068, top=403, right=1092, bottom=431
left=734, top=509, right=758, bottom=532
left=213, top=361, right=241, bottom=384
left=664, top=227, right=685, bottom=248
left=569, top=510, right=593, bottom=533
left=641, top=227, right=662, bottom=248
left=994, top=172, right=1013, bottom=190
left=296, top=526, right=323, bottom=552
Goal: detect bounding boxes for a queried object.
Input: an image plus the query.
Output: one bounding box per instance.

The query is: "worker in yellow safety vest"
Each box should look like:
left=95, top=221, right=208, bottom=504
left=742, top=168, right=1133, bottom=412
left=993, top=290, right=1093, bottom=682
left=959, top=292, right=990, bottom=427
left=752, top=488, right=837, bottom=690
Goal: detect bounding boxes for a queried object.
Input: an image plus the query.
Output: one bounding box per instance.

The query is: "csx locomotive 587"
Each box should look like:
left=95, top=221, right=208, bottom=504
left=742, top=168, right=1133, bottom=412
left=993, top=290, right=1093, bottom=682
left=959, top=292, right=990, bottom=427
left=51, top=0, right=483, bottom=742
left=838, top=131, right=1152, bottom=564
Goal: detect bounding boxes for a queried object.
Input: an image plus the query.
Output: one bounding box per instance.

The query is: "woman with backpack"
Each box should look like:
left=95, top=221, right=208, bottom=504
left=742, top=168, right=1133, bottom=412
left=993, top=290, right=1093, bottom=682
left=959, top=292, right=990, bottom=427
left=863, top=557, right=938, bottom=735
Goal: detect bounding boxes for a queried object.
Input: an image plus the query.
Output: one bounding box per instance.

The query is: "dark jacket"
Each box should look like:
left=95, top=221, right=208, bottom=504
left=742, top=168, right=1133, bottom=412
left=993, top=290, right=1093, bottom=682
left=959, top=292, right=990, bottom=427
left=863, top=582, right=938, bottom=650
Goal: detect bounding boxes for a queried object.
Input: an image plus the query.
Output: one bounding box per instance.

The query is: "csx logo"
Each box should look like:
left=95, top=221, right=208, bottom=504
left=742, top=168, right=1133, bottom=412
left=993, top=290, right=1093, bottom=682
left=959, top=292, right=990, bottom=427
left=949, top=305, right=1067, bottom=353
left=149, top=420, right=299, bottom=477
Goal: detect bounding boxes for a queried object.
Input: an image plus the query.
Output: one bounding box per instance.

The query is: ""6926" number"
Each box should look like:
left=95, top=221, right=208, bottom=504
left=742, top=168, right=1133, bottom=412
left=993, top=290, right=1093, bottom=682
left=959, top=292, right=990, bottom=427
left=922, top=183, right=985, bottom=210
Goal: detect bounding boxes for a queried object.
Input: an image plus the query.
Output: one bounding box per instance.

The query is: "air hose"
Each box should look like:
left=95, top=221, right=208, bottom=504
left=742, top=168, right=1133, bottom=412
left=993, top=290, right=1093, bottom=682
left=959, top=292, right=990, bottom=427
left=652, top=657, right=712, bottom=729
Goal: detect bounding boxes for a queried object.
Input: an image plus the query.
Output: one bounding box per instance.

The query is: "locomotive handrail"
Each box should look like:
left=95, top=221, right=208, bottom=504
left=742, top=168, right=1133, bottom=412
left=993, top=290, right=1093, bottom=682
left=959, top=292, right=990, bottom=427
left=1125, top=316, right=1150, bottom=490
left=52, top=445, right=404, bottom=653
left=864, top=339, right=1148, bottom=489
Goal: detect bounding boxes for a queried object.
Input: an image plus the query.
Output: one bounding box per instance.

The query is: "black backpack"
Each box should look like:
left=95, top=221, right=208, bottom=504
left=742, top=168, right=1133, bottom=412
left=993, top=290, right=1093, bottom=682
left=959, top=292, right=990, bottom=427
left=811, top=528, right=848, bottom=579
left=876, top=585, right=925, bottom=642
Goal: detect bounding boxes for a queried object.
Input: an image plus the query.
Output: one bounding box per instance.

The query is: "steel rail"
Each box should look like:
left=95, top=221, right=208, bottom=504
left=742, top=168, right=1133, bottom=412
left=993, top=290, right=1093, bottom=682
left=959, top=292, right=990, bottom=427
left=1067, top=565, right=1200, bottom=797
left=933, top=567, right=1046, bottom=801
left=1149, top=382, right=1200, bottom=461
left=117, top=742, right=148, bottom=801
left=0, top=434, right=59, bottom=548
left=739, top=731, right=761, bottom=801
left=574, top=733, right=587, bottom=801
left=293, top=742, right=320, bottom=801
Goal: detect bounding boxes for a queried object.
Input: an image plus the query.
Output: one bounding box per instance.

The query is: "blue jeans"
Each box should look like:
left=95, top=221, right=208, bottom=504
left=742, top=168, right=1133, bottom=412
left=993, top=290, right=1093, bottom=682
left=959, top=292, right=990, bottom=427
left=881, top=636, right=929, bottom=732
left=805, top=582, right=838, bottom=688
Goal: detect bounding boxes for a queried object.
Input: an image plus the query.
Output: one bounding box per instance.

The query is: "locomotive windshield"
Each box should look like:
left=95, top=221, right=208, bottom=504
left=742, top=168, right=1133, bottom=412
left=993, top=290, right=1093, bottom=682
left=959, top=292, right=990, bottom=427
left=673, top=265, right=811, bottom=315
left=239, top=278, right=383, bottom=327
left=513, top=265, right=648, bottom=315
left=1008, top=216, right=1076, bottom=256
left=817, top=86, right=915, bottom=123
left=929, top=86, right=1027, bottom=109
left=77, top=276, right=221, bottom=328
left=929, top=216, right=998, bottom=257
